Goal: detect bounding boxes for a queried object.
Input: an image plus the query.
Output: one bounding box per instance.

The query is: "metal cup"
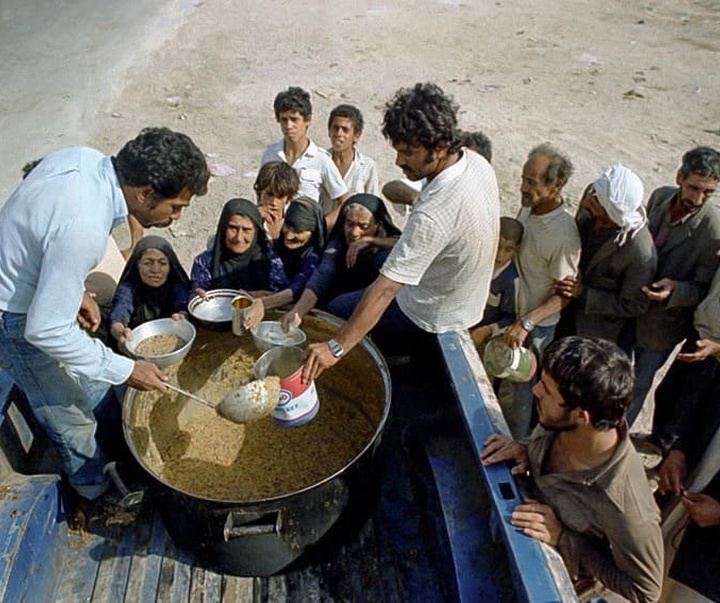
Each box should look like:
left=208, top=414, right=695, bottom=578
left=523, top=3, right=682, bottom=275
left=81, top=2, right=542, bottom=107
left=231, top=294, right=254, bottom=335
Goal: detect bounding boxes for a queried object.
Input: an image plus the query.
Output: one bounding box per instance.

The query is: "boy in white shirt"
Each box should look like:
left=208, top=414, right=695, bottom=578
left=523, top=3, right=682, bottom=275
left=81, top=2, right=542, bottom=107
left=321, top=104, right=379, bottom=224
left=261, top=86, right=348, bottom=228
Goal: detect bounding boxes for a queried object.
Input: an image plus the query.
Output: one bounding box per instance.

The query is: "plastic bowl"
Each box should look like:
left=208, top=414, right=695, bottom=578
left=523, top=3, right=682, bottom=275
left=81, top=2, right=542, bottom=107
left=187, top=289, right=248, bottom=331
left=250, top=321, right=306, bottom=353
left=125, top=318, right=196, bottom=368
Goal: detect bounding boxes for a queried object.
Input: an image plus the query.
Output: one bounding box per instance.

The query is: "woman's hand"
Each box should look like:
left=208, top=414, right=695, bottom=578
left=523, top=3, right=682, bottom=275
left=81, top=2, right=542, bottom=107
left=244, top=298, right=265, bottom=329
left=346, top=237, right=374, bottom=268
left=110, top=321, right=133, bottom=351
left=281, top=310, right=302, bottom=331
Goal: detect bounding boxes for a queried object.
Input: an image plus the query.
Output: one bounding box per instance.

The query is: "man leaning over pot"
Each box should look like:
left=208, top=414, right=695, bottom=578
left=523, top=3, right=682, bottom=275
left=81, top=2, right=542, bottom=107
left=297, top=82, right=500, bottom=381
left=0, top=127, right=209, bottom=500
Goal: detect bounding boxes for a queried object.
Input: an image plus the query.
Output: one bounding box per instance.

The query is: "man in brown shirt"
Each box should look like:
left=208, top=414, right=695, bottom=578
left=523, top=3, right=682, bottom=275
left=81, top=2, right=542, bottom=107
left=482, top=336, right=663, bottom=603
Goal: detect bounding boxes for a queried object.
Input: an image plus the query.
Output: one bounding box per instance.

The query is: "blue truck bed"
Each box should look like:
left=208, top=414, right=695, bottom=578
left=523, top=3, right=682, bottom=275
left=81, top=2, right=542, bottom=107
left=0, top=331, right=576, bottom=602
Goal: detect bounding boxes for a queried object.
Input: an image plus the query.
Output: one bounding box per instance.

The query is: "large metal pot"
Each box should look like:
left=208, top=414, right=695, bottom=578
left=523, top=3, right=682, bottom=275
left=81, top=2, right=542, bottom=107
left=122, top=311, right=391, bottom=576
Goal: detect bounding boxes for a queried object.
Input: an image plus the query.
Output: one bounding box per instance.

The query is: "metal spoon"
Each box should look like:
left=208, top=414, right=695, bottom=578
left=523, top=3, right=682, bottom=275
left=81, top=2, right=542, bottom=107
left=163, top=378, right=280, bottom=424
left=163, top=382, right=215, bottom=408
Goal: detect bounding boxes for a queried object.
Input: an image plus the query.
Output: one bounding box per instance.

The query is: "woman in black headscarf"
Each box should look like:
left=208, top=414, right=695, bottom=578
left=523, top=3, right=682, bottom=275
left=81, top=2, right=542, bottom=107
left=190, top=198, right=288, bottom=296
left=281, top=193, right=401, bottom=328
left=244, top=197, right=327, bottom=328
left=109, top=235, right=190, bottom=348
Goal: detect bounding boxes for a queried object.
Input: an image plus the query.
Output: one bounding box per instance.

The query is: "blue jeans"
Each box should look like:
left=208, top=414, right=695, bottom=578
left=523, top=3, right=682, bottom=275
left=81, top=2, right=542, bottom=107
left=496, top=325, right=556, bottom=439
left=0, top=311, right=115, bottom=499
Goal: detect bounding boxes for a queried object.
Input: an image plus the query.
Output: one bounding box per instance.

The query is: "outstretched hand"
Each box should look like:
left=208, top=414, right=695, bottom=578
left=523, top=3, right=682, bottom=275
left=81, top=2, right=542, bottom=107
left=126, top=360, right=168, bottom=391
left=677, top=339, right=720, bottom=363
left=682, top=491, right=720, bottom=528
left=281, top=310, right=302, bottom=332
left=301, top=341, right=339, bottom=383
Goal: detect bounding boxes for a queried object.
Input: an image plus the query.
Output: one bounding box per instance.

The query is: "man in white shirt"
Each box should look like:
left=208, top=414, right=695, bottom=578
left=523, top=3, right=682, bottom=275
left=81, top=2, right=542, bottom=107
left=301, top=82, right=500, bottom=382
left=0, top=127, right=209, bottom=499
left=501, top=144, right=581, bottom=438
left=261, top=86, right=348, bottom=228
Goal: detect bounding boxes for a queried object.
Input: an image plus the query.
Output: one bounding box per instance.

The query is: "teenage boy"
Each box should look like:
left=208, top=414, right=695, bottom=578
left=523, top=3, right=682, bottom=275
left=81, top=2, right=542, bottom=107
left=321, top=104, right=379, bottom=224
left=261, top=86, right=348, bottom=228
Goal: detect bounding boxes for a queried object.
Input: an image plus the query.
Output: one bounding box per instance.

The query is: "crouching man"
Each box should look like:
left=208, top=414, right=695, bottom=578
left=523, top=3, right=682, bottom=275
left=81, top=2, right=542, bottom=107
left=481, top=336, right=663, bottom=603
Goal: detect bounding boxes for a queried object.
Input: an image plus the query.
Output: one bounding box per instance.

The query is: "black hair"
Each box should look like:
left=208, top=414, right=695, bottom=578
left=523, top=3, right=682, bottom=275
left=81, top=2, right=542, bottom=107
left=382, top=82, right=462, bottom=153
left=542, top=336, right=633, bottom=430
left=328, top=104, right=364, bottom=133
left=273, top=86, right=312, bottom=120
left=527, top=143, right=573, bottom=186
left=113, top=127, right=209, bottom=200
left=458, top=130, right=492, bottom=163
left=21, top=158, right=43, bottom=180
left=253, top=161, right=300, bottom=199
left=679, top=146, right=720, bottom=180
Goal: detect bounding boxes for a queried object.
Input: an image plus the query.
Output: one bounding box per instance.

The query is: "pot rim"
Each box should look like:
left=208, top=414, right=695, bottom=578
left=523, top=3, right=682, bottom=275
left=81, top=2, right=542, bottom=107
left=122, top=309, right=392, bottom=505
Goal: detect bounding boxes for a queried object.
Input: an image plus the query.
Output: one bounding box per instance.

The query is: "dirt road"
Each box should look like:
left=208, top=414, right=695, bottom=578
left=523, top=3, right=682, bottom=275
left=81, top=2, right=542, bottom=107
left=2, top=0, right=720, bottom=268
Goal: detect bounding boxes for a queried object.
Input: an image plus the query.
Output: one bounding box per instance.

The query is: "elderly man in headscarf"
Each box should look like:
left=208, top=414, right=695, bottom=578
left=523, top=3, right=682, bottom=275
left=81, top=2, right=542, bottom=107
left=555, top=163, right=657, bottom=356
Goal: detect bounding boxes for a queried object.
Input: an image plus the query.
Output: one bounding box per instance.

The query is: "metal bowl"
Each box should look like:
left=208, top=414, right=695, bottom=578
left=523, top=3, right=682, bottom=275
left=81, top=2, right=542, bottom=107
left=250, top=321, right=306, bottom=352
left=125, top=318, right=196, bottom=368
left=187, top=289, right=247, bottom=331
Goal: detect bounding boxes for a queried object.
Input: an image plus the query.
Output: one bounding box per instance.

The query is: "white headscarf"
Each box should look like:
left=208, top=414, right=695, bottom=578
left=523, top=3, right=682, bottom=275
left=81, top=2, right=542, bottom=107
left=593, top=163, right=646, bottom=246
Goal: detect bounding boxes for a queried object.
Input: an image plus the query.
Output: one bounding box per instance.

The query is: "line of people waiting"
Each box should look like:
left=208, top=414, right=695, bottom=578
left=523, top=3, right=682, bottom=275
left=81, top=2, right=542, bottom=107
left=475, top=143, right=720, bottom=602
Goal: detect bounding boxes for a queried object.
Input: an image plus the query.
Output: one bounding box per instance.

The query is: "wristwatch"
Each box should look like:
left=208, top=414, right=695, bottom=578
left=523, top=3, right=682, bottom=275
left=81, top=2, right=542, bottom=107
left=327, top=338, right=344, bottom=359
left=520, top=317, right=535, bottom=333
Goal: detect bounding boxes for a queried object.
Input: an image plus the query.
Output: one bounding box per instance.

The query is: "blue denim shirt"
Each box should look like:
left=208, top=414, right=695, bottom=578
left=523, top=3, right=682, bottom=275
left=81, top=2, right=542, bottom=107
left=0, top=148, right=134, bottom=384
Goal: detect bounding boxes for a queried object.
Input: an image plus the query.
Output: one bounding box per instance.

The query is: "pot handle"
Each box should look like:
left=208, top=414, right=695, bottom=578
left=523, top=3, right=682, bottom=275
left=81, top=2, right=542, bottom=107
left=223, top=509, right=282, bottom=540
left=103, top=461, right=145, bottom=509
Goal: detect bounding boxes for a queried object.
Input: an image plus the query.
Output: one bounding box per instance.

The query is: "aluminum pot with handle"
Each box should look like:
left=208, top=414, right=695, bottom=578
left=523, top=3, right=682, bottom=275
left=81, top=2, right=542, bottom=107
left=121, top=311, right=391, bottom=576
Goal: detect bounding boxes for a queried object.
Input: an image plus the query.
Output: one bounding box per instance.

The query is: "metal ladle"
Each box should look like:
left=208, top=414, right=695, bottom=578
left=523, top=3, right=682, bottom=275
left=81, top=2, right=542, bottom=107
left=163, top=378, right=279, bottom=424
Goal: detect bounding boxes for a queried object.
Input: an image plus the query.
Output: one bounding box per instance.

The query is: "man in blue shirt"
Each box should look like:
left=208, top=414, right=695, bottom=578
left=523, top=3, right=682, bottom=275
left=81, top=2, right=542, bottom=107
left=0, top=127, right=209, bottom=500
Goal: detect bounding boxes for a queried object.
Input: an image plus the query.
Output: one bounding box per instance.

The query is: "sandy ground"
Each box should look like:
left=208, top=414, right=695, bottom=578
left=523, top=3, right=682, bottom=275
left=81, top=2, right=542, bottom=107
left=2, top=0, right=719, bottom=269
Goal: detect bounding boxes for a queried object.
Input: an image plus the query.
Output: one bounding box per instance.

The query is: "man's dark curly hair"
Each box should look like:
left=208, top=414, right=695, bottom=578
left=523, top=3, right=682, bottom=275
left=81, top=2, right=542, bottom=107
left=113, top=127, right=209, bottom=200
left=542, top=336, right=633, bottom=431
left=382, top=83, right=462, bottom=153
left=273, top=86, right=312, bottom=120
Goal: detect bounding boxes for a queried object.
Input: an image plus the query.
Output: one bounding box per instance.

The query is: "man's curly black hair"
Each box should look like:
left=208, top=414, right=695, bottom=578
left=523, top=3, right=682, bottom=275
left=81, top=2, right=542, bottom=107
left=113, top=127, right=209, bottom=200
left=542, top=336, right=633, bottom=431
left=382, top=82, right=462, bottom=153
